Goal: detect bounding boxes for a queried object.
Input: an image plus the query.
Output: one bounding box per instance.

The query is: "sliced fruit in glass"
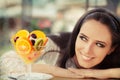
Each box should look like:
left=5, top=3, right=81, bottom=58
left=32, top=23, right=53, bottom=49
left=11, top=30, right=48, bottom=80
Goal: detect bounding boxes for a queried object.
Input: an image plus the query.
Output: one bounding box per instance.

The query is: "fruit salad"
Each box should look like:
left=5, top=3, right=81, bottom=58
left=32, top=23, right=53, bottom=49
left=11, top=30, right=48, bottom=64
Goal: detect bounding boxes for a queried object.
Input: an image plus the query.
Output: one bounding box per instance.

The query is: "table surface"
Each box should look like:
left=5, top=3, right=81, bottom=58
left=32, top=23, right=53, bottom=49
left=51, top=77, right=118, bottom=80
left=52, top=77, right=91, bottom=80
left=3, top=74, right=118, bottom=80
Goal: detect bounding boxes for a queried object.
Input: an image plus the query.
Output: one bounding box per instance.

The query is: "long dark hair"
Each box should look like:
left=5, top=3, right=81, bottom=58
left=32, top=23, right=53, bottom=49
left=60, top=8, right=120, bottom=69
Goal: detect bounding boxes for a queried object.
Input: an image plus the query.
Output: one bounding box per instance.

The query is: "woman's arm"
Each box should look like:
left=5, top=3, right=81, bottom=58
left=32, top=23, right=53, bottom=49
left=68, top=68, right=120, bottom=79
left=32, top=64, right=84, bottom=78
left=107, top=68, right=120, bottom=78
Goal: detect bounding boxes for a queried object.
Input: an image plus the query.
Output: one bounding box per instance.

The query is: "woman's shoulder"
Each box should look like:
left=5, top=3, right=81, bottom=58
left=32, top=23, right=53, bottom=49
left=45, top=37, right=60, bottom=52
left=47, top=32, right=71, bottom=50
left=36, top=37, right=61, bottom=66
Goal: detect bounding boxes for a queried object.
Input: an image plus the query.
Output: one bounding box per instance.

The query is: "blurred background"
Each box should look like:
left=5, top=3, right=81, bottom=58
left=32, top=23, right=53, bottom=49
left=0, top=0, right=120, bottom=56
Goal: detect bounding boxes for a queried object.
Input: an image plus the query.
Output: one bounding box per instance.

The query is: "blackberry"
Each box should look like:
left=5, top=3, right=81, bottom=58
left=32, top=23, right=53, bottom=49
left=31, top=39, right=35, bottom=45
left=31, top=33, right=37, bottom=39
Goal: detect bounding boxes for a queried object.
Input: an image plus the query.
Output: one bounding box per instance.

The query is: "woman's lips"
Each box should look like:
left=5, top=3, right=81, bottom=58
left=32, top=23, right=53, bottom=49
left=80, top=52, right=94, bottom=61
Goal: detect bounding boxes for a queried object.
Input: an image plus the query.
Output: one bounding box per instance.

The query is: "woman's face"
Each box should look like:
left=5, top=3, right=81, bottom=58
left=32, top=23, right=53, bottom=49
left=75, top=19, right=113, bottom=68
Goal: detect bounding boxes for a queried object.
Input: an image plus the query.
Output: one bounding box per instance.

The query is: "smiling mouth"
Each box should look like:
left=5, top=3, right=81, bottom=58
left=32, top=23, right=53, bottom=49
left=80, top=52, right=94, bottom=61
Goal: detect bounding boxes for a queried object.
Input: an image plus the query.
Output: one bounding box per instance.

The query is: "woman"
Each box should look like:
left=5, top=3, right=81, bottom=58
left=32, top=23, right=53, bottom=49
left=58, top=8, right=120, bottom=78
left=32, top=8, right=120, bottom=79
left=60, top=8, right=120, bottom=69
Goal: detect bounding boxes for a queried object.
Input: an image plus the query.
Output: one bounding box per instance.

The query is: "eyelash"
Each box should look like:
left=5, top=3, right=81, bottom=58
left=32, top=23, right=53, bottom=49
left=79, top=35, right=105, bottom=48
left=79, top=35, right=88, bottom=42
left=96, top=43, right=105, bottom=48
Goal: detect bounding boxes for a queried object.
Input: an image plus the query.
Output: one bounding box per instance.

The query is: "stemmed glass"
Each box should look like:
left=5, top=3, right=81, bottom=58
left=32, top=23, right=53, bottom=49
left=11, top=30, right=48, bottom=80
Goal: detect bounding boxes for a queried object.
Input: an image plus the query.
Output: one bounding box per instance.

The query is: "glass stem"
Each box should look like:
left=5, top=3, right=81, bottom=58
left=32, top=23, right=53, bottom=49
left=27, top=64, right=31, bottom=80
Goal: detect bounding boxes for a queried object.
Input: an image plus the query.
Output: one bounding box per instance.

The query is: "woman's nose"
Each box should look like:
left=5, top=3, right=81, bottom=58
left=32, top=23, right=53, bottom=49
left=83, top=43, right=93, bottom=55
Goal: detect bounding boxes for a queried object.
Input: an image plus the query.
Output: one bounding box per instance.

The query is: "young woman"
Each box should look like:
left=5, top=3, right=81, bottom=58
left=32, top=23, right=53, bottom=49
left=1, top=8, right=120, bottom=79
left=59, top=8, right=120, bottom=69
left=33, top=8, right=120, bottom=79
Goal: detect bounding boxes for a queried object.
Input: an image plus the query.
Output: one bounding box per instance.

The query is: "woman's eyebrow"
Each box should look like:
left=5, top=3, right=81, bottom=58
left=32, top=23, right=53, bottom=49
left=79, top=33, right=88, bottom=38
left=96, top=40, right=107, bottom=45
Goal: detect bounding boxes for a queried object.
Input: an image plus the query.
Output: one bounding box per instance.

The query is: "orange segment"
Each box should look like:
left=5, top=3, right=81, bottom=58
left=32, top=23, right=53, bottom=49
left=15, top=38, right=32, bottom=55
left=15, top=30, right=29, bottom=38
left=11, top=30, right=29, bottom=46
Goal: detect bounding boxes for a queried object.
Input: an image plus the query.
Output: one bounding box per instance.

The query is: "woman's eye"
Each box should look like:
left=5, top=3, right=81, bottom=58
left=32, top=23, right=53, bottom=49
left=79, top=36, right=87, bottom=41
left=96, top=43, right=105, bottom=48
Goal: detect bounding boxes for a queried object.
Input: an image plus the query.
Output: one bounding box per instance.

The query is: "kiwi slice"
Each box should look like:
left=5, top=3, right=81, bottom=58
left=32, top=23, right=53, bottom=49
left=34, top=38, right=44, bottom=51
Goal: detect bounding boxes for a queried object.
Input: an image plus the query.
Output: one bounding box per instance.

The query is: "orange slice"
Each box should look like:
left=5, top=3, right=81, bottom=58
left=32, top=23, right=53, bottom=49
left=15, top=37, right=32, bottom=55
left=15, top=29, right=29, bottom=38
left=11, top=30, right=29, bottom=45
